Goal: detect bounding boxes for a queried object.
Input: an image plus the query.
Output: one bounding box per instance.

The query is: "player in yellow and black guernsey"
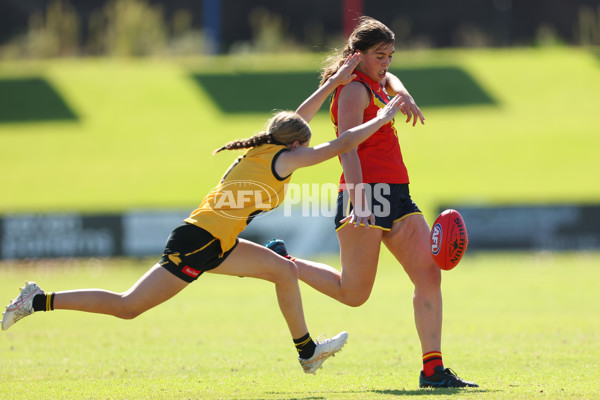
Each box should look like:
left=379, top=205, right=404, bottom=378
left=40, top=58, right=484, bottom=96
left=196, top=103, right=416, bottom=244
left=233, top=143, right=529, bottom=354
left=184, top=143, right=292, bottom=256
left=2, top=53, right=405, bottom=375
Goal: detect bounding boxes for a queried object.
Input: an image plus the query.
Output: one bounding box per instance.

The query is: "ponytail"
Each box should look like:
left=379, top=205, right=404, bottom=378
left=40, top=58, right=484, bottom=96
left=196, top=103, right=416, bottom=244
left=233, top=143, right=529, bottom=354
left=213, top=111, right=311, bottom=154
left=213, top=132, right=274, bottom=155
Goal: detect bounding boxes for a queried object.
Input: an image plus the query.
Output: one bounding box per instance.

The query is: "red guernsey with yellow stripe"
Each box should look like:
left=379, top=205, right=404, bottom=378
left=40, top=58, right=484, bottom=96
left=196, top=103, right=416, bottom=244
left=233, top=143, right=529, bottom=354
left=185, top=144, right=292, bottom=252
left=330, top=70, right=409, bottom=186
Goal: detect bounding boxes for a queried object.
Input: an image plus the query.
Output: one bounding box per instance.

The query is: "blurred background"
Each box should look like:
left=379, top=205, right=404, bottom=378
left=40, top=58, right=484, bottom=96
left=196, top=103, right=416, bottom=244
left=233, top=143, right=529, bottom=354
left=1, top=0, right=599, bottom=259
left=1, top=0, right=600, bottom=56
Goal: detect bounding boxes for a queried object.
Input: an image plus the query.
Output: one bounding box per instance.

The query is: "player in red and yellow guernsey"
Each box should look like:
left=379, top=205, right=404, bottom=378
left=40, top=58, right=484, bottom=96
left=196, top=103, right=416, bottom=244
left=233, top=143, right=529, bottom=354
left=266, top=17, right=478, bottom=388
left=2, top=54, right=406, bottom=375
left=330, top=69, right=409, bottom=187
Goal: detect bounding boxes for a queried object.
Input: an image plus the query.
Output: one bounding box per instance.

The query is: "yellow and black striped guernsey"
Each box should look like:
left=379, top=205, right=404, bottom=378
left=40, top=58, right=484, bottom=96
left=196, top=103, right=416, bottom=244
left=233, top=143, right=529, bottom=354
left=185, top=144, right=292, bottom=253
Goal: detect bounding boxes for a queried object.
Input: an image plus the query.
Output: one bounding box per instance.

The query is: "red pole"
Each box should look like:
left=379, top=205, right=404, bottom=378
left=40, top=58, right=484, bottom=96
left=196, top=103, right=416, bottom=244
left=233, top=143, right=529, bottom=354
left=343, top=0, right=364, bottom=38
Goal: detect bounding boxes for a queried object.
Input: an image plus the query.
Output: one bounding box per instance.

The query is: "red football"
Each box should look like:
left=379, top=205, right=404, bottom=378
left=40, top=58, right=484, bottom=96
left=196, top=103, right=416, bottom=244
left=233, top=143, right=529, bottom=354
left=430, top=209, right=469, bottom=270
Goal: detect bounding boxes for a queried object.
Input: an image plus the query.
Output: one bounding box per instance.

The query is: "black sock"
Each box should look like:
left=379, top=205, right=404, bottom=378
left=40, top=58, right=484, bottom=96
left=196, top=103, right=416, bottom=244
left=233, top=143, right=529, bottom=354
left=294, top=333, right=317, bottom=359
left=32, top=293, right=55, bottom=312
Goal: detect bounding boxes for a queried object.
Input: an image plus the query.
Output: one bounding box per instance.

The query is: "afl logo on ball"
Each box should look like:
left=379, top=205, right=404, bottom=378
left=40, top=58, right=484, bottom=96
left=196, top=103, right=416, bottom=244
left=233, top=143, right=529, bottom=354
left=431, top=223, right=442, bottom=255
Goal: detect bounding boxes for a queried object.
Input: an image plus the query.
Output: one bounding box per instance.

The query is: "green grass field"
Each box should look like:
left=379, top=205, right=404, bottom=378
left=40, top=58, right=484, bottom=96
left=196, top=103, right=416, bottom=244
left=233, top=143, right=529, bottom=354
left=1, top=251, right=599, bottom=399
left=1, top=48, right=599, bottom=217
left=1, top=48, right=600, bottom=399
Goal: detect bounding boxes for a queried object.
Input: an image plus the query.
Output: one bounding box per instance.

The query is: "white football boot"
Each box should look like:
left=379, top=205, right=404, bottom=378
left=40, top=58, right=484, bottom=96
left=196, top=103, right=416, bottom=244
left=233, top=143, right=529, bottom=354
left=299, top=331, right=348, bottom=374
left=2, top=282, right=44, bottom=331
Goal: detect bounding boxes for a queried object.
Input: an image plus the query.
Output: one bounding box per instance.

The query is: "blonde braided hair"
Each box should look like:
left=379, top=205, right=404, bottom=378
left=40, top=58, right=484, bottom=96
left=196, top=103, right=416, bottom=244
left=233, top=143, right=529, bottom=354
left=213, top=111, right=311, bottom=154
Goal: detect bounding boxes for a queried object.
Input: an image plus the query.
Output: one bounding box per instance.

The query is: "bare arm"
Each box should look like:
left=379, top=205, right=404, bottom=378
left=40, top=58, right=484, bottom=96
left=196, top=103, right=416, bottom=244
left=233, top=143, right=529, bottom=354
left=338, top=84, right=370, bottom=222
left=384, top=72, right=425, bottom=127
left=295, top=53, right=361, bottom=123
left=275, top=84, right=403, bottom=176
left=337, top=83, right=373, bottom=225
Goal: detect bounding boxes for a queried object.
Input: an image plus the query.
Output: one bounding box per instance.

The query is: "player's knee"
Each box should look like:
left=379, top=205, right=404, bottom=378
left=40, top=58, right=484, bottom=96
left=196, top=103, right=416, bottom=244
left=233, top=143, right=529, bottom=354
left=421, top=265, right=442, bottom=287
left=340, top=289, right=370, bottom=307
left=116, top=310, right=138, bottom=320
left=343, top=297, right=368, bottom=307
left=278, top=259, right=299, bottom=282
left=114, top=298, right=148, bottom=320
left=409, top=261, right=441, bottom=289
left=265, top=258, right=298, bottom=284
left=115, top=307, right=143, bottom=320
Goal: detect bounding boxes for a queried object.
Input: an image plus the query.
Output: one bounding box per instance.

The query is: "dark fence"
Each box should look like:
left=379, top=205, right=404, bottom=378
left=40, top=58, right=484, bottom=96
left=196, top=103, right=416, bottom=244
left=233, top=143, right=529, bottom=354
left=0, top=210, right=187, bottom=260
left=444, top=204, right=600, bottom=251
left=2, top=0, right=599, bottom=51
left=1, top=204, right=599, bottom=260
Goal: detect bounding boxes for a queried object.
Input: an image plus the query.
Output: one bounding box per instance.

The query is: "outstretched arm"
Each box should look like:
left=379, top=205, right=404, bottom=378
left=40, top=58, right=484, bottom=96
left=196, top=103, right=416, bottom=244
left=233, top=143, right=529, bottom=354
left=275, top=94, right=404, bottom=177
left=295, top=53, right=362, bottom=123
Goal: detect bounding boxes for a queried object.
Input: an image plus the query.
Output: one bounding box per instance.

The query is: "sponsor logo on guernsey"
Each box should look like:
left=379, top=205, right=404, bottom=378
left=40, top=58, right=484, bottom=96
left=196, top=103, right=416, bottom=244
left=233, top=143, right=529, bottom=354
left=431, top=223, right=442, bottom=255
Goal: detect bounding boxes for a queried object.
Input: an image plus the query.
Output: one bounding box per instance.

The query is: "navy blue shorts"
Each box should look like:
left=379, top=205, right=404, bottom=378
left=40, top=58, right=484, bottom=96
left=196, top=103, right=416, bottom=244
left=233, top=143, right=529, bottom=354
left=334, top=183, right=422, bottom=231
left=159, top=223, right=238, bottom=283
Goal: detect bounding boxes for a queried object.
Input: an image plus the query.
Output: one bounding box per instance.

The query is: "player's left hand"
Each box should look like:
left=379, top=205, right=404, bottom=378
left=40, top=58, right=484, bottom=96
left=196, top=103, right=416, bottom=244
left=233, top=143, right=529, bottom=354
left=396, top=90, right=425, bottom=127
left=340, top=208, right=376, bottom=228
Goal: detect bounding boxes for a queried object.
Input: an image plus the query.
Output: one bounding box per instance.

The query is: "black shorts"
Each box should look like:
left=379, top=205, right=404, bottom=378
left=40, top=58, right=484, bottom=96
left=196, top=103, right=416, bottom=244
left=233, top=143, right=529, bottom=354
left=334, top=183, right=422, bottom=231
left=159, top=223, right=238, bottom=283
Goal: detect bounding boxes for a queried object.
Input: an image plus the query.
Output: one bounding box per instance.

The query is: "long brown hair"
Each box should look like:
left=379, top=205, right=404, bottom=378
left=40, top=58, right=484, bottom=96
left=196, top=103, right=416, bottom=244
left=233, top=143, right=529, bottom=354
left=213, top=111, right=311, bottom=154
left=320, top=16, right=395, bottom=86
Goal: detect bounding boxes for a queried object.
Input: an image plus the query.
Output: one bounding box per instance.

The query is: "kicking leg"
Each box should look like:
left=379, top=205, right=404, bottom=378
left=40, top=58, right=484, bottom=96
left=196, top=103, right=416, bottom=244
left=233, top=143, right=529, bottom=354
left=384, top=215, right=478, bottom=387
left=382, top=214, right=442, bottom=354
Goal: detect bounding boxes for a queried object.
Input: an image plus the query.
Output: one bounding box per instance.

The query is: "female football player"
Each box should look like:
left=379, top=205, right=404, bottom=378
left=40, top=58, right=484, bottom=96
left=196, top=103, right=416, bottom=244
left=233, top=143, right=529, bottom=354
left=2, top=53, right=405, bottom=375
left=267, top=17, right=478, bottom=387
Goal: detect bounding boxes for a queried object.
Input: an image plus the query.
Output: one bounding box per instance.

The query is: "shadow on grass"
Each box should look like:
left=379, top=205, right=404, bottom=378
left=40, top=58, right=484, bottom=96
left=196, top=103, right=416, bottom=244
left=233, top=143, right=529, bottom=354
left=389, top=67, right=496, bottom=108
left=260, top=388, right=494, bottom=399
left=251, top=397, right=327, bottom=400
left=264, top=390, right=366, bottom=399
left=0, top=77, right=78, bottom=124
left=191, top=66, right=496, bottom=114
left=373, top=388, right=494, bottom=396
